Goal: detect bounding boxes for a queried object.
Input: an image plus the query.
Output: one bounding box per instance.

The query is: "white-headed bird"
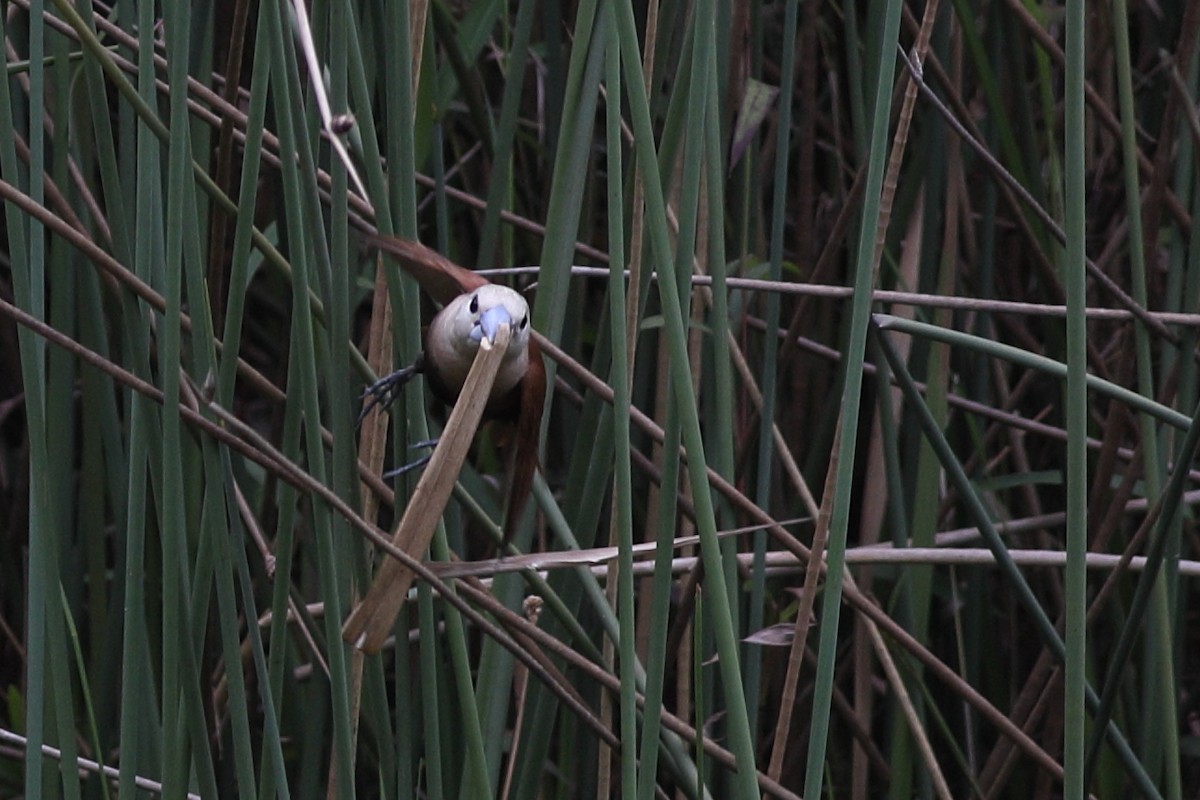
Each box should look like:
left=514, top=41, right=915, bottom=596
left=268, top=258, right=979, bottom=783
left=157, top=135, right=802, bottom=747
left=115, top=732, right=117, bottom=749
left=361, top=234, right=546, bottom=540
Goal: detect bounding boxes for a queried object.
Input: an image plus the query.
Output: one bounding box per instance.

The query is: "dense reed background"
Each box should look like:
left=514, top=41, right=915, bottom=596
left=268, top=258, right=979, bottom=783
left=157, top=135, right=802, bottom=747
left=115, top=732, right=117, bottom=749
left=1, top=0, right=1198, bottom=797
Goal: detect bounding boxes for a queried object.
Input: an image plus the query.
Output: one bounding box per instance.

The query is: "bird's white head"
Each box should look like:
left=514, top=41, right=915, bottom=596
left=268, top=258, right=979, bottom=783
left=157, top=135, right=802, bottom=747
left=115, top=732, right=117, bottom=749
left=428, top=284, right=531, bottom=393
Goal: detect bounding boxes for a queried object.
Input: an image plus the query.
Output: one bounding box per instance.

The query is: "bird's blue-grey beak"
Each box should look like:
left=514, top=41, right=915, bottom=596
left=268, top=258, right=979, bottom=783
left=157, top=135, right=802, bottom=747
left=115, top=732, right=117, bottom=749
left=470, top=305, right=513, bottom=345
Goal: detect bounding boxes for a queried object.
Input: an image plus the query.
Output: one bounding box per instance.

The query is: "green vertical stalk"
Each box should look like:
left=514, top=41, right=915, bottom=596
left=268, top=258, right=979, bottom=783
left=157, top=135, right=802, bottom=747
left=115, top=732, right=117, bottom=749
left=802, top=1, right=903, bottom=795
left=1062, top=0, right=1087, bottom=797
left=1109, top=3, right=1181, bottom=795
left=423, top=41, right=496, bottom=800
left=40, top=6, right=87, bottom=800
left=216, top=3, right=271, bottom=404
left=261, top=366, right=303, bottom=800
left=380, top=4, right=431, bottom=795
left=473, top=10, right=607, bottom=781
left=137, top=0, right=188, bottom=794
left=1081, top=388, right=1200, bottom=795
left=417, top=586, right=446, bottom=798
left=532, top=0, right=602, bottom=348
left=842, top=0, right=866, bottom=154
left=636, top=396, right=689, bottom=798
left=261, top=0, right=356, bottom=794
left=703, top=2, right=735, bottom=557
left=327, top=0, right=358, bottom=511
left=221, top=461, right=290, bottom=800
left=505, top=12, right=611, bottom=783
left=1031, top=3, right=1063, bottom=222
left=4, top=1, right=49, bottom=795
left=603, top=10, right=638, bottom=797
left=477, top=0, right=539, bottom=264
left=874, top=320, right=1163, bottom=798
left=747, top=0, right=798, bottom=741
left=439, top=566, right=491, bottom=799
left=159, top=2, right=227, bottom=793
left=206, top=479, right=258, bottom=799
left=46, top=44, right=84, bottom=799
left=381, top=0, right=426, bottom=489
left=1109, top=0, right=1162, bottom=552
left=611, top=0, right=759, bottom=793
left=692, top=587, right=706, bottom=784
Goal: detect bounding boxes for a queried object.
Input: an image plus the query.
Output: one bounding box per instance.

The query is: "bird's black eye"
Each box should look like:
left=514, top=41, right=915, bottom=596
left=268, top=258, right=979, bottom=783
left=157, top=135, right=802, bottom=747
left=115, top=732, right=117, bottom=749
left=469, top=295, right=479, bottom=314
left=520, top=316, right=528, bottom=330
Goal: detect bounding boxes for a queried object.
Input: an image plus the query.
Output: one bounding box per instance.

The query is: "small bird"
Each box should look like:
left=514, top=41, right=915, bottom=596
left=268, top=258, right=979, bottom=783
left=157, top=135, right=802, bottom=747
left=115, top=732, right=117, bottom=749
left=361, top=234, right=546, bottom=539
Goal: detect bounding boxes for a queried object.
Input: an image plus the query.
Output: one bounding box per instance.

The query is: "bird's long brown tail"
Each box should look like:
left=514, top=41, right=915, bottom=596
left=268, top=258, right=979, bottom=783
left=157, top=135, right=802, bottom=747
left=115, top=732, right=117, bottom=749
left=502, top=338, right=546, bottom=542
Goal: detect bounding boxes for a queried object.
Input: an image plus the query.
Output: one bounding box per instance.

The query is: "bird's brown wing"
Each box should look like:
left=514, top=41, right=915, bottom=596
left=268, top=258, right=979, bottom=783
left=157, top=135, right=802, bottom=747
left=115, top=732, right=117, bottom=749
left=363, top=233, right=490, bottom=304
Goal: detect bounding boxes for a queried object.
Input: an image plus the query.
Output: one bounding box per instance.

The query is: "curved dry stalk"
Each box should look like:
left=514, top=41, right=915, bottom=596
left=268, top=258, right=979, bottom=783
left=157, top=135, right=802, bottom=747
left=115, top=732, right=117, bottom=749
left=343, top=326, right=510, bottom=652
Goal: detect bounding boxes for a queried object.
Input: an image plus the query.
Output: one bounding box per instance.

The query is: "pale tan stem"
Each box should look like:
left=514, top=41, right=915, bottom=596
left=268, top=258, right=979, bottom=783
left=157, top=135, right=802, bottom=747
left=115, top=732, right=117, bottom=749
left=342, top=325, right=510, bottom=653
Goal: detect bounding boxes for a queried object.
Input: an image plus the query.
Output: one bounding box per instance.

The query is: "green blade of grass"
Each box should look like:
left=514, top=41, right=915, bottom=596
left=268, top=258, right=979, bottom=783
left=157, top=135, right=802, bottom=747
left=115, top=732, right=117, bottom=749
left=611, top=0, right=759, bottom=793
left=802, top=1, right=903, bottom=794
left=1062, top=1, right=1087, bottom=795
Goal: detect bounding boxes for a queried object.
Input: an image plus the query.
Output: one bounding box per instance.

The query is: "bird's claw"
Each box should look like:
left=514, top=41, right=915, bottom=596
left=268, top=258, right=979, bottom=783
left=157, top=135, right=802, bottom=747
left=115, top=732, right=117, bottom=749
left=381, top=439, right=439, bottom=479
left=357, top=364, right=421, bottom=425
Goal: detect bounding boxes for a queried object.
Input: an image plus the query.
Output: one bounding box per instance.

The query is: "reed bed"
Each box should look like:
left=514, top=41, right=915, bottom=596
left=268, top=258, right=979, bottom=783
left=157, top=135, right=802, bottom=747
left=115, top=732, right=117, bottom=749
left=1, top=1, right=1198, bottom=797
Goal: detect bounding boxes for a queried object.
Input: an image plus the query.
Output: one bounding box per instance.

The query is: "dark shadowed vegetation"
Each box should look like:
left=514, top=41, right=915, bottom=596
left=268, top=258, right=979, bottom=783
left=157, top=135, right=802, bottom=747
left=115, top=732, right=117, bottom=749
left=1, top=0, right=1198, bottom=797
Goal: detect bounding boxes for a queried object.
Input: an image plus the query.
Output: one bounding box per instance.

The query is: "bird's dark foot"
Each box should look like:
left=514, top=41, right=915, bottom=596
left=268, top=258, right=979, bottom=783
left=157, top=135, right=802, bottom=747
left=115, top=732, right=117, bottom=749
left=382, top=439, right=439, bottom=479
left=358, top=363, right=423, bottom=424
